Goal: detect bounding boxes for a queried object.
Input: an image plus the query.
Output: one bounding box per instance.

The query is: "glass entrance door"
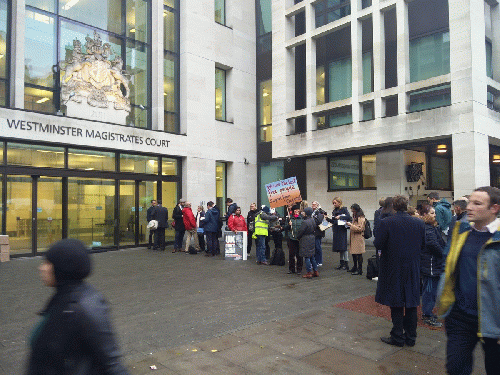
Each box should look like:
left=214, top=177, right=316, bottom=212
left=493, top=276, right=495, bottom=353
left=37, top=177, right=63, bottom=252
left=6, top=175, right=32, bottom=255
left=119, top=181, right=136, bottom=246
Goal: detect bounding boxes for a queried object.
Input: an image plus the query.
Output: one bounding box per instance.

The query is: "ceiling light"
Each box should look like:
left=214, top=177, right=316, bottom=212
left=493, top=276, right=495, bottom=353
left=263, top=92, right=269, bottom=97
left=62, top=0, right=80, bottom=10
left=436, top=144, right=447, bottom=153
left=36, top=97, right=50, bottom=104
left=493, top=154, right=500, bottom=163
left=0, top=54, right=4, bottom=59
left=130, top=28, right=136, bottom=33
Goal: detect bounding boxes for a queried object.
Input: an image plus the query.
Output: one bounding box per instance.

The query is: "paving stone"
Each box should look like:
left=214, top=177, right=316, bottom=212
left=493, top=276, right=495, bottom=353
left=302, top=347, right=381, bottom=375
left=243, top=354, right=332, bottom=375
left=245, top=331, right=326, bottom=358
left=217, top=342, right=279, bottom=366
left=379, top=349, right=446, bottom=374
left=196, top=335, right=248, bottom=353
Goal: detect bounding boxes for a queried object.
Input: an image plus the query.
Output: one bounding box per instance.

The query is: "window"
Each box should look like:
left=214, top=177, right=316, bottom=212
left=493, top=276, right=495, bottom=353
left=215, top=0, right=225, bottom=25
left=215, top=68, right=226, bottom=121
left=25, top=0, right=151, bottom=126
left=384, top=96, right=398, bottom=117
left=363, top=52, right=373, bottom=94
left=486, top=40, right=493, bottom=79
left=362, top=101, right=374, bottom=121
left=410, top=31, right=450, bottom=82
left=318, top=106, right=352, bottom=130
left=259, top=80, right=272, bottom=142
left=315, top=0, right=350, bottom=28
left=164, top=1, right=179, bottom=133
left=329, top=58, right=352, bottom=102
left=361, top=0, right=372, bottom=9
left=216, top=162, right=226, bottom=214
left=68, top=149, right=116, bottom=171
left=409, top=84, right=451, bottom=112
left=120, top=154, right=158, bottom=174
left=428, top=155, right=451, bottom=190
left=7, top=143, right=64, bottom=168
left=0, top=0, right=9, bottom=107
left=328, top=154, right=376, bottom=191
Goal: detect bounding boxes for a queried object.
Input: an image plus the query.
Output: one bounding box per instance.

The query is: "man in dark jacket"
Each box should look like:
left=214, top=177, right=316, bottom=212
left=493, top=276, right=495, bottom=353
left=225, top=198, right=238, bottom=222
left=28, top=239, right=130, bottom=374
left=446, top=198, right=468, bottom=243
left=326, top=197, right=352, bottom=270
left=172, top=198, right=185, bottom=253
left=428, top=192, right=452, bottom=238
left=153, top=201, right=169, bottom=251
left=204, top=201, right=220, bottom=256
left=246, top=203, right=258, bottom=256
left=374, top=195, right=425, bottom=347
left=146, top=199, right=157, bottom=249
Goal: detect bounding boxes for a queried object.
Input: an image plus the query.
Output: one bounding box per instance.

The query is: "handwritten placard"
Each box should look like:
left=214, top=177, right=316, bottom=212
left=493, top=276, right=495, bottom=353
left=265, top=177, right=302, bottom=208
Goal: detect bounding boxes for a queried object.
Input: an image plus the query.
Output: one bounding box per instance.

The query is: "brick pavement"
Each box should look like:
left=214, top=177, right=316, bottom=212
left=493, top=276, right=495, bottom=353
left=0, top=244, right=487, bottom=374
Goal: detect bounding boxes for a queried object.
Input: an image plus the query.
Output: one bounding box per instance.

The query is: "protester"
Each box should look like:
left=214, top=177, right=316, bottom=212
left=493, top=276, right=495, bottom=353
left=297, top=207, right=319, bottom=279
left=311, top=201, right=326, bottom=266
left=195, top=205, right=206, bottom=252
left=253, top=205, right=276, bottom=265
left=27, top=239, right=130, bottom=374
left=225, top=198, right=238, bottom=222
left=375, top=195, right=426, bottom=347
left=246, top=203, right=259, bottom=256
left=228, top=207, right=248, bottom=233
left=437, top=187, right=500, bottom=375
left=152, top=200, right=169, bottom=251
left=203, top=201, right=220, bottom=257
left=268, top=208, right=284, bottom=252
left=417, top=204, right=445, bottom=328
left=146, top=199, right=157, bottom=249
left=347, top=203, right=366, bottom=276
left=326, top=197, right=351, bottom=270
left=183, top=202, right=201, bottom=253
left=283, top=204, right=303, bottom=275
left=427, top=192, right=452, bottom=239
left=172, top=198, right=186, bottom=253
left=373, top=197, right=385, bottom=235
left=447, top=197, right=468, bottom=243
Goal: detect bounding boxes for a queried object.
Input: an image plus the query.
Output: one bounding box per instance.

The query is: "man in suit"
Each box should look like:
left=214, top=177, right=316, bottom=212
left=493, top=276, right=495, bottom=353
left=146, top=199, right=157, bottom=249
left=374, top=195, right=426, bottom=347
left=153, top=201, right=169, bottom=251
left=172, top=198, right=186, bottom=253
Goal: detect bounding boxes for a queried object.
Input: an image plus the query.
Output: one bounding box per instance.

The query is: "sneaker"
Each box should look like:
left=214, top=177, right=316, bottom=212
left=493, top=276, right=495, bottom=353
left=318, top=263, right=323, bottom=267
left=423, top=317, right=443, bottom=328
left=372, top=277, right=378, bottom=281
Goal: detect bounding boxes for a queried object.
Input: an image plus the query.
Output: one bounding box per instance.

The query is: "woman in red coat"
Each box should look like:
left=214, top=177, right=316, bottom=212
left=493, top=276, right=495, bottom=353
left=228, top=207, right=248, bottom=232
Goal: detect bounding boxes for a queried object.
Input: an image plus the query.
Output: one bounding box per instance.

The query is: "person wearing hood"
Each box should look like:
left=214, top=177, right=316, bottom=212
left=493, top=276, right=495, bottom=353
left=204, top=201, right=220, bottom=256
left=427, top=192, right=452, bottom=239
left=253, top=205, right=276, bottom=265
left=283, top=204, right=304, bottom=275
left=297, top=207, right=319, bottom=279
left=27, top=239, right=129, bottom=375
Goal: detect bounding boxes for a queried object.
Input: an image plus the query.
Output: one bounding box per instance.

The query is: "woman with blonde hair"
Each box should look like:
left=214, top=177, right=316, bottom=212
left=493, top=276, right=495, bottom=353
left=325, top=197, right=351, bottom=270
left=347, top=203, right=366, bottom=275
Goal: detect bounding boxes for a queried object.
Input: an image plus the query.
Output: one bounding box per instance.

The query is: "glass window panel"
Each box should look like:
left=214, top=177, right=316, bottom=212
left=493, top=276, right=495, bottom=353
left=162, top=181, right=177, bottom=242
left=362, top=0, right=372, bottom=9
left=257, top=0, right=272, bottom=36
left=315, top=0, right=350, bottom=28
left=410, top=31, right=450, bottom=82
left=25, top=10, right=55, bottom=87
left=139, top=180, right=157, bottom=243
left=0, top=174, right=2, bottom=233
left=126, top=105, right=148, bottom=128
left=68, top=178, right=116, bottom=248
left=120, top=153, right=158, bottom=174
left=59, top=0, right=122, bottom=36
left=164, top=112, right=177, bottom=133
left=0, top=80, right=6, bottom=107
left=163, top=9, right=176, bottom=52
left=215, top=68, right=226, bottom=121
left=362, top=154, right=376, bottom=188
left=363, top=51, right=373, bottom=94
left=259, top=79, right=272, bottom=126
left=216, top=162, right=226, bottom=214
left=127, top=0, right=149, bottom=43
left=362, top=102, right=374, bottom=121
left=215, top=0, right=225, bottom=25
left=329, top=110, right=352, bottom=127
left=317, top=116, right=326, bottom=130
left=260, top=125, right=272, bottom=142
left=329, top=155, right=359, bottom=190
left=7, top=143, right=64, bottom=168
left=24, top=86, right=55, bottom=114
left=6, top=175, right=32, bottom=255
left=316, top=66, right=325, bottom=105
left=164, top=54, right=176, bottom=112
left=259, top=161, right=284, bottom=209
left=409, top=85, right=451, bottom=112
left=119, top=181, right=136, bottom=246
left=126, top=40, right=148, bottom=107
left=430, top=156, right=450, bottom=189
left=68, top=148, right=116, bottom=171
left=37, top=177, right=63, bottom=252
left=486, top=40, right=493, bottom=79
left=26, top=0, right=55, bottom=12
left=164, top=0, right=175, bottom=8
left=329, top=58, right=352, bottom=102
left=162, top=158, right=178, bottom=175
left=0, top=0, right=8, bottom=79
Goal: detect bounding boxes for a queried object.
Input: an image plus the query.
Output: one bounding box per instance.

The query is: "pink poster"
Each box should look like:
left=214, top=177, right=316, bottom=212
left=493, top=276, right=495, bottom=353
left=265, top=177, right=302, bottom=208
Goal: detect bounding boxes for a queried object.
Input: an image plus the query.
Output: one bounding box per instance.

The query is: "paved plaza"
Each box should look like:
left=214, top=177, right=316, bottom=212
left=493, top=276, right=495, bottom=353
left=0, top=244, right=486, bottom=374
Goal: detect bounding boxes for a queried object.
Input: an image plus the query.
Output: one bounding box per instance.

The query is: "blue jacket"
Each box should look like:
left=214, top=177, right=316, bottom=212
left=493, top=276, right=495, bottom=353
left=433, top=199, right=452, bottom=233
left=437, top=220, right=500, bottom=340
left=204, top=206, right=220, bottom=233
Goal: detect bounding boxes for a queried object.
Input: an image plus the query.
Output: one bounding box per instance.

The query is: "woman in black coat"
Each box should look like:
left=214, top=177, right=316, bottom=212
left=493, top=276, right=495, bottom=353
left=326, top=197, right=352, bottom=270
left=297, top=207, right=319, bottom=279
left=27, top=239, right=129, bottom=375
left=417, top=204, right=445, bottom=328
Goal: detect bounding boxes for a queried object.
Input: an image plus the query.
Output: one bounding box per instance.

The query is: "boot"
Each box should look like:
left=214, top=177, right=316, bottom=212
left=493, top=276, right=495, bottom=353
left=335, top=260, right=344, bottom=270
left=352, top=261, right=363, bottom=275
left=312, top=270, right=319, bottom=277
left=343, top=261, right=349, bottom=270
left=302, top=272, right=313, bottom=279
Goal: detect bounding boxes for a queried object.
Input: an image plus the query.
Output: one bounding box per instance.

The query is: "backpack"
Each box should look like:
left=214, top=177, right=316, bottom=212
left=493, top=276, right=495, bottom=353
left=269, top=247, right=286, bottom=266
left=363, top=219, right=372, bottom=239
left=366, top=255, right=378, bottom=280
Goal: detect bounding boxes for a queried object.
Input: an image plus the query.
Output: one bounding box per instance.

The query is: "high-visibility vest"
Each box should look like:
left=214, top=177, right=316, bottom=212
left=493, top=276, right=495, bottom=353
left=254, top=213, right=269, bottom=236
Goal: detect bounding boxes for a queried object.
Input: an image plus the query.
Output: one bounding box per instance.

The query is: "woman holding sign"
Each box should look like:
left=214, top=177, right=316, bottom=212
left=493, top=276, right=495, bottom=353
left=326, top=197, right=352, bottom=270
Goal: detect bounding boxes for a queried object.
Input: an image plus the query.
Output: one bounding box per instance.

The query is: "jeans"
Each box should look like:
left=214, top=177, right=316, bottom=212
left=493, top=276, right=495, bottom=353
left=205, top=231, right=218, bottom=255
left=155, top=228, right=166, bottom=250
left=314, top=236, right=323, bottom=264
left=256, top=235, right=267, bottom=263
left=174, top=229, right=185, bottom=250
left=390, top=306, right=417, bottom=345
left=421, top=275, right=439, bottom=317
left=445, top=313, right=500, bottom=375
left=197, top=232, right=206, bottom=252
left=247, top=231, right=256, bottom=254
left=305, top=256, right=318, bottom=273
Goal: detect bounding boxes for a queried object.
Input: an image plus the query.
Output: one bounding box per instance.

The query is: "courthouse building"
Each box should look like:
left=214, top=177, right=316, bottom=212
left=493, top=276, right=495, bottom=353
left=0, top=0, right=499, bottom=256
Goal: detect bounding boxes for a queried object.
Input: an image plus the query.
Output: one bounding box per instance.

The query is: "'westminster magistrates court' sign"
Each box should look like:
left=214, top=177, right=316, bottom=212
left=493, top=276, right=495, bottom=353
left=265, top=177, right=302, bottom=208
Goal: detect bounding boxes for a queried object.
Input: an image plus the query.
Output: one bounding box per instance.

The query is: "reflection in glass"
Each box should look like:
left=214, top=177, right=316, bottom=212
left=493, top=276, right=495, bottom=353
left=362, top=155, right=376, bottom=188
left=259, top=161, right=284, bottom=211
left=7, top=143, right=64, bottom=168
left=26, top=0, right=55, bottom=12
left=260, top=126, right=272, bottom=142
left=162, top=181, right=177, bottom=242
left=119, top=181, right=136, bottom=246
left=164, top=112, right=177, bottom=133
left=59, top=0, right=122, bottom=36
left=120, top=154, right=158, bottom=174
left=68, top=149, right=116, bottom=171
left=25, top=10, right=55, bottom=87
left=37, top=177, right=63, bottom=252
left=127, top=0, right=149, bottom=43
left=216, top=162, right=226, bottom=215
left=164, top=0, right=175, bottom=8
left=215, top=68, right=226, bottom=121
left=68, top=178, right=116, bottom=248
left=6, top=176, right=32, bottom=255
left=329, top=155, right=359, bottom=190
left=139, top=181, right=157, bottom=243
left=126, top=40, right=148, bottom=107
left=162, top=158, right=177, bottom=175
left=164, top=54, right=176, bottom=112
left=0, top=0, right=8, bottom=79
left=363, top=52, right=373, bottom=94
left=410, top=31, right=450, bottom=83
left=329, top=58, right=352, bottom=102
left=24, top=86, right=55, bottom=114
left=126, top=105, right=148, bottom=128
left=257, top=0, right=272, bottom=36
left=316, top=66, right=325, bottom=105
left=215, top=0, right=225, bottom=25
left=259, top=79, right=272, bottom=127
left=164, top=9, right=176, bottom=52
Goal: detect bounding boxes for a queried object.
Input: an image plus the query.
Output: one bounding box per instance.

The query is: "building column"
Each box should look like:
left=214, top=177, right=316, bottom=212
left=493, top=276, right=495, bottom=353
left=452, top=132, right=490, bottom=198
left=10, top=0, right=25, bottom=109
left=372, top=0, right=384, bottom=119
left=396, top=0, right=409, bottom=114
left=151, top=0, right=164, bottom=131
left=305, top=2, right=316, bottom=131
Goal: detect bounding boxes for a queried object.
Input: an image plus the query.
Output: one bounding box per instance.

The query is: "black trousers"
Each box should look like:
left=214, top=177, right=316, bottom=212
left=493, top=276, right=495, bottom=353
left=270, top=231, right=283, bottom=250
left=445, top=314, right=500, bottom=375
left=197, top=233, right=206, bottom=252
left=390, top=306, right=417, bottom=345
left=247, top=231, right=257, bottom=254
left=148, top=229, right=156, bottom=248
left=155, top=228, right=166, bottom=250
left=206, top=232, right=218, bottom=256
left=287, top=239, right=303, bottom=273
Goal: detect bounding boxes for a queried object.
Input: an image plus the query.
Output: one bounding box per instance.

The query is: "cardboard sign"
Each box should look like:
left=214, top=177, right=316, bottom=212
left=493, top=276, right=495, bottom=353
left=265, top=177, right=302, bottom=208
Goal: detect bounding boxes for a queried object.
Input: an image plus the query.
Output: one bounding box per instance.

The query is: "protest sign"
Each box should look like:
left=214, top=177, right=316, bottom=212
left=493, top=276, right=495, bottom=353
left=265, top=177, right=302, bottom=208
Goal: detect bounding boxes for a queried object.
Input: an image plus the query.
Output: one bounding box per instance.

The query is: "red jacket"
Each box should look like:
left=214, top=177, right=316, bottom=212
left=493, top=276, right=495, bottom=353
left=182, top=207, right=197, bottom=230
left=228, top=214, right=248, bottom=232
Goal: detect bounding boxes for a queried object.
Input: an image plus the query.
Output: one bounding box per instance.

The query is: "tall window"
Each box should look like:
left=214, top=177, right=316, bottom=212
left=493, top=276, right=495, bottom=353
left=259, top=80, right=272, bottom=142
left=328, top=154, right=376, bottom=191
left=329, top=58, right=352, bottom=102
left=215, top=68, right=226, bottom=121
left=0, top=0, right=8, bottom=107
left=215, top=0, right=225, bottom=25
left=216, top=162, right=226, bottom=214
left=315, top=0, right=350, bottom=28
left=164, top=0, right=179, bottom=133
left=24, top=0, right=151, bottom=128
left=486, top=40, right=493, bottom=79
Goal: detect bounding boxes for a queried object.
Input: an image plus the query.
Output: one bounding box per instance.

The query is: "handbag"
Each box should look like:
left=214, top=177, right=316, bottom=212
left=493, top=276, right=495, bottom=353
left=171, top=220, right=175, bottom=228
left=147, top=220, right=158, bottom=230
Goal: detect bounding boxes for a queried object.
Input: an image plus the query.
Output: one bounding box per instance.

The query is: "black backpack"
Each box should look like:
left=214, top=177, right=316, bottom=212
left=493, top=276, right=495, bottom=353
left=364, top=219, right=373, bottom=239
left=269, top=248, right=286, bottom=266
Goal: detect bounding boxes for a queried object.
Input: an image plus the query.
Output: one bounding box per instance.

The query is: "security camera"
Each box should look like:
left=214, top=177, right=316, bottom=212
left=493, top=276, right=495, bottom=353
left=286, top=158, right=291, bottom=163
